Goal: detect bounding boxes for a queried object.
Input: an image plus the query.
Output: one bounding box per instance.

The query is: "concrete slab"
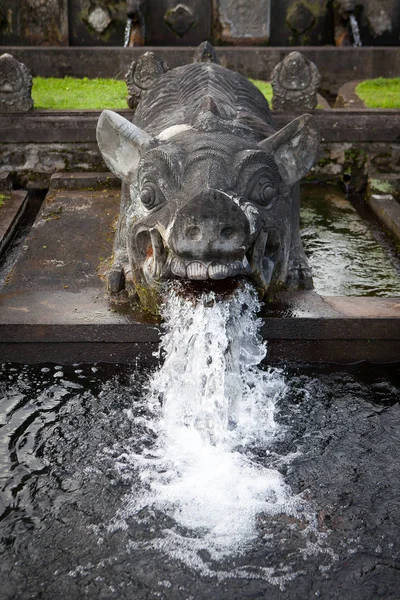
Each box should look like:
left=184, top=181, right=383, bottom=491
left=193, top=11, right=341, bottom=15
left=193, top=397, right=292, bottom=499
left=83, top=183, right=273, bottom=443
left=335, top=81, right=365, bottom=109
left=0, top=186, right=127, bottom=324
left=0, top=190, right=28, bottom=257
left=0, top=183, right=399, bottom=364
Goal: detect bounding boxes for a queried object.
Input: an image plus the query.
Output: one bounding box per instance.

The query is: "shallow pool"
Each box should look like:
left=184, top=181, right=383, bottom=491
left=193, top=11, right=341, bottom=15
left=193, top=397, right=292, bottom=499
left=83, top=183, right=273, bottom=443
left=1, top=360, right=399, bottom=600
left=300, top=184, right=400, bottom=296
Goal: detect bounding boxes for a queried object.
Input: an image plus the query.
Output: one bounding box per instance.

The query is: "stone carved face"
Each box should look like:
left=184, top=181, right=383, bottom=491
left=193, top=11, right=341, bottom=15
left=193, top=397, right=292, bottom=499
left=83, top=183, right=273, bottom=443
left=97, top=110, right=318, bottom=294
left=0, top=54, right=25, bottom=93
left=0, top=53, right=33, bottom=112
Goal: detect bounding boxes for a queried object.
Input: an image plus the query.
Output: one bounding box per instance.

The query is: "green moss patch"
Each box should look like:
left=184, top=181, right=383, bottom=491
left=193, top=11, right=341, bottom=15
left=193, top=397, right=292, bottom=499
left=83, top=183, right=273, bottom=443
left=32, top=77, right=127, bottom=110
left=0, top=193, right=9, bottom=208
left=356, top=78, right=400, bottom=109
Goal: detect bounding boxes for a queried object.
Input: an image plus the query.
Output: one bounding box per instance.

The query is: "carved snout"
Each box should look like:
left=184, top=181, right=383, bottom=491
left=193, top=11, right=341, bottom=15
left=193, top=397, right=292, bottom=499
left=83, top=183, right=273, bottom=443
left=169, top=190, right=250, bottom=261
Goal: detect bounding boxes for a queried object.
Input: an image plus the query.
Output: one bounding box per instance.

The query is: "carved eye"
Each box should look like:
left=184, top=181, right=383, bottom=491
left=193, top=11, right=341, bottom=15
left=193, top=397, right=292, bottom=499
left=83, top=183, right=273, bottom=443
left=140, top=184, right=159, bottom=210
left=250, top=179, right=277, bottom=207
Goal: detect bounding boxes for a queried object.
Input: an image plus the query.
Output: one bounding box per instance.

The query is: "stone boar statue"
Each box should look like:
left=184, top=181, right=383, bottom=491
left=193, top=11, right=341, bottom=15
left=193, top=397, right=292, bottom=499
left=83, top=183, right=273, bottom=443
left=97, top=48, right=319, bottom=305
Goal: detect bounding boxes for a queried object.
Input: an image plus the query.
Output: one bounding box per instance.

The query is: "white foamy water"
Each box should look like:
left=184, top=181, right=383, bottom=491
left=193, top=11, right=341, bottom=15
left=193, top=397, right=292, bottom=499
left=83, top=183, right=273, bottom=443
left=108, top=282, right=318, bottom=575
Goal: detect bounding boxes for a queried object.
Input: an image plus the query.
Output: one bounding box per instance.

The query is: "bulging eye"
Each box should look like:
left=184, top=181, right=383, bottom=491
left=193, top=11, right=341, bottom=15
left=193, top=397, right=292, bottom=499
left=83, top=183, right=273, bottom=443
left=250, top=179, right=277, bottom=206
left=140, top=184, right=159, bottom=210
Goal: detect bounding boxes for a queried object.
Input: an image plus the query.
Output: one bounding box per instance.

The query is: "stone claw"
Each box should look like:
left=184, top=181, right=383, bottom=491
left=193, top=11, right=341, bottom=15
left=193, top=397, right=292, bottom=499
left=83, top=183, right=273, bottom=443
left=286, top=262, right=313, bottom=290
left=107, top=267, right=126, bottom=294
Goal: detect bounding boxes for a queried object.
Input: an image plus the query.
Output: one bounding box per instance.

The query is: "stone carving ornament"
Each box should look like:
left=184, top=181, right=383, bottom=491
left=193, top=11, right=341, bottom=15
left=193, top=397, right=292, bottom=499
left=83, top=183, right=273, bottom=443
left=164, top=4, right=195, bottom=37
left=216, top=0, right=270, bottom=43
left=125, top=52, right=169, bottom=110
left=271, top=52, right=321, bottom=111
left=0, top=53, right=33, bottom=113
left=97, top=45, right=319, bottom=304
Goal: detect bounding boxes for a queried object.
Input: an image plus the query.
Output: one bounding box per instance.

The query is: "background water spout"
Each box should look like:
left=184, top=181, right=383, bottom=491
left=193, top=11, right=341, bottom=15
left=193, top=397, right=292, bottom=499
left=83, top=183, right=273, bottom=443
left=123, top=18, right=132, bottom=47
left=350, top=13, right=362, bottom=47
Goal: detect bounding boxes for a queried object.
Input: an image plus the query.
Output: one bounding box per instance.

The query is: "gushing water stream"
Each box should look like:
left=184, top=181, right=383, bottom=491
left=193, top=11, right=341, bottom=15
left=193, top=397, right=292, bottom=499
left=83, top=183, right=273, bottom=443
left=123, top=18, right=132, bottom=47
left=349, top=13, right=362, bottom=47
left=109, top=282, right=320, bottom=578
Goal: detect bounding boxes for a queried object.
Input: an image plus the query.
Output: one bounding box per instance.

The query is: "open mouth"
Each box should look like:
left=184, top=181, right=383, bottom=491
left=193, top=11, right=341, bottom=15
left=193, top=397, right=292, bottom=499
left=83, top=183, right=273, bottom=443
left=135, top=227, right=280, bottom=287
left=170, top=256, right=251, bottom=280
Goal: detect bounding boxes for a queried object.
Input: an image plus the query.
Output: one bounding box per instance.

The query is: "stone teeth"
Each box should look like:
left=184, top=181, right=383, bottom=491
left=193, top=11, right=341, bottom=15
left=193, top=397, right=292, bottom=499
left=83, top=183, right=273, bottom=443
left=171, top=257, right=187, bottom=278
left=227, top=261, right=243, bottom=276
left=187, top=261, right=208, bottom=280
left=208, top=262, right=229, bottom=280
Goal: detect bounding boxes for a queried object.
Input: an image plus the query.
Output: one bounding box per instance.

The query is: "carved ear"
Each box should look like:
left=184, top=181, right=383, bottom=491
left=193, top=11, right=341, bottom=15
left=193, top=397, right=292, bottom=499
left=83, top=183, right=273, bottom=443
left=258, top=114, right=319, bottom=186
left=96, top=110, right=155, bottom=183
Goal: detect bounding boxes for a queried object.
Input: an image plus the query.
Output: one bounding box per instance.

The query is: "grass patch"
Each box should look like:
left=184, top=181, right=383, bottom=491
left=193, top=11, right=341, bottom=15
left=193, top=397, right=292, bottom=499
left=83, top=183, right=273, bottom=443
left=249, top=79, right=273, bottom=104
left=356, top=78, right=400, bottom=109
left=31, top=75, right=324, bottom=111
left=0, top=193, right=8, bottom=208
left=32, top=77, right=127, bottom=110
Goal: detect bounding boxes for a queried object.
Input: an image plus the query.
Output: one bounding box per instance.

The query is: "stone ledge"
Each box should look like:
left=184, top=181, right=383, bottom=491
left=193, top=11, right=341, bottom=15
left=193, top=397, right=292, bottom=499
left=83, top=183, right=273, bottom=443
left=0, top=190, right=29, bottom=257
left=50, top=172, right=120, bottom=190
left=3, top=110, right=400, bottom=145
left=366, top=193, right=400, bottom=245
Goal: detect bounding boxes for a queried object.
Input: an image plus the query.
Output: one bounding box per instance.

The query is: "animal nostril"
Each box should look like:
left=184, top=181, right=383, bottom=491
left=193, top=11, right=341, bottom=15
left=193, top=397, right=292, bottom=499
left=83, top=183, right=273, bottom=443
left=220, top=227, right=234, bottom=240
left=186, top=226, right=202, bottom=241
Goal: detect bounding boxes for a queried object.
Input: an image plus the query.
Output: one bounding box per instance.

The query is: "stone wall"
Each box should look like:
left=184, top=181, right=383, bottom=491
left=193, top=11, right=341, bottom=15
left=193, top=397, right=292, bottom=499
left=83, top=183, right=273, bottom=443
left=0, top=0, right=399, bottom=46
left=2, top=46, right=400, bottom=97
left=0, top=0, right=69, bottom=46
left=2, top=110, right=400, bottom=190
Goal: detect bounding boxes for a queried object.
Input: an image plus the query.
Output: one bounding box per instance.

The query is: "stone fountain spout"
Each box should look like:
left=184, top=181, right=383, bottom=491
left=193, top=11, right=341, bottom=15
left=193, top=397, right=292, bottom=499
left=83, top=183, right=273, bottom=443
left=334, top=0, right=363, bottom=47
left=97, top=44, right=320, bottom=308
left=125, top=0, right=145, bottom=46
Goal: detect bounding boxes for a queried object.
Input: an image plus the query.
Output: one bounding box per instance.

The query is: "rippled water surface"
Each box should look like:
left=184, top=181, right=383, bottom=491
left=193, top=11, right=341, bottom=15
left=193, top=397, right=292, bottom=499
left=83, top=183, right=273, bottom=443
left=1, top=364, right=399, bottom=599
left=1, top=285, right=400, bottom=600
left=300, top=185, right=400, bottom=296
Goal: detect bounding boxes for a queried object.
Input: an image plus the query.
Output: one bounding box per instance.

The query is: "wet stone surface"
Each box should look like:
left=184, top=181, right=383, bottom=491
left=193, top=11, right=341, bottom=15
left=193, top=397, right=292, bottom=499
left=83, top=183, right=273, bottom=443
left=0, top=362, right=399, bottom=600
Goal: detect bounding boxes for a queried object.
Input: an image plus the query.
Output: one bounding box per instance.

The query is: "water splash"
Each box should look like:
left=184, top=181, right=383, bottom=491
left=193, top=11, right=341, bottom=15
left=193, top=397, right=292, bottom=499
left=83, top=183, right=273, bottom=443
left=349, top=13, right=362, bottom=47
left=123, top=18, right=132, bottom=47
left=108, top=282, right=317, bottom=575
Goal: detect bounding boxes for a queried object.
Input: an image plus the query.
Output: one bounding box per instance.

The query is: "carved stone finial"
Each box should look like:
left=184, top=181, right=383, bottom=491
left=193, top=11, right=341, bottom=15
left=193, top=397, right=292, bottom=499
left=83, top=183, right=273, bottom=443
left=271, top=51, right=320, bottom=111
left=0, top=53, right=33, bottom=113
left=125, top=52, right=169, bottom=110
left=164, top=4, right=195, bottom=37
left=193, top=41, right=219, bottom=64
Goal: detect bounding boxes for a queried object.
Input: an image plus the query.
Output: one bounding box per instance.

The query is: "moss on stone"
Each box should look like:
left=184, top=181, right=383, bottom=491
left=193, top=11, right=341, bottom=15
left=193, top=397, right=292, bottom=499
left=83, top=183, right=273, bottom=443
left=134, top=282, right=161, bottom=318
left=369, top=179, right=393, bottom=194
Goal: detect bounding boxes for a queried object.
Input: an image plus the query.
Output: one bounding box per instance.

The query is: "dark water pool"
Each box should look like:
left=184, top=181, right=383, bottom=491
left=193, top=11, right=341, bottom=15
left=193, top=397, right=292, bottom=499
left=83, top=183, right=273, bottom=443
left=1, top=361, right=399, bottom=600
